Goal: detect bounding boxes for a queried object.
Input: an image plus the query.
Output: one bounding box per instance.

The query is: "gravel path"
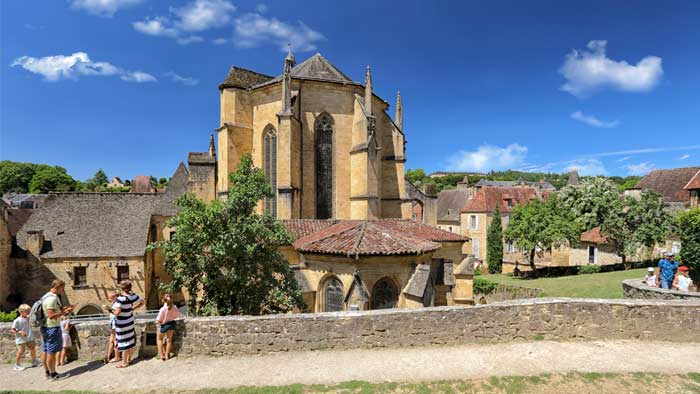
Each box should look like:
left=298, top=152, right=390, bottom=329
left=3, top=340, right=699, bottom=393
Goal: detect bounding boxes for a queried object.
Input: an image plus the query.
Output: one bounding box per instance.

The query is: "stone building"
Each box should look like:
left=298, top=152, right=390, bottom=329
left=625, top=166, right=700, bottom=212
left=567, top=227, right=621, bottom=266
left=216, top=51, right=411, bottom=221
left=685, top=169, right=700, bottom=209
left=436, top=178, right=470, bottom=234
left=0, top=201, right=11, bottom=311
left=107, top=177, right=125, bottom=188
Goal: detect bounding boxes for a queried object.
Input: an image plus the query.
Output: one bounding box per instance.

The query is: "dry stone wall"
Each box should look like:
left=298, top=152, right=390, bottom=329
left=622, top=279, right=700, bottom=300
left=2, top=298, right=700, bottom=363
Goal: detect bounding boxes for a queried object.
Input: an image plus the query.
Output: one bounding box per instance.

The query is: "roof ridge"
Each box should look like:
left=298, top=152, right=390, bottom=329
left=349, top=221, right=368, bottom=259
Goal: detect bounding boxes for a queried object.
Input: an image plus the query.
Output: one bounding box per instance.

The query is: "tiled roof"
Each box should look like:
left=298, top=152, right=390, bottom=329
left=377, top=219, right=468, bottom=242
left=290, top=221, right=441, bottom=257
left=580, top=227, right=609, bottom=244
left=281, top=219, right=338, bottom=240
left=131, top=175, right=155, bottom=193
left=461, top=186, right=539, bottom=213
left=634, top=167, right=700, bottom=203
left=474, top=179, right=556, bottom=190
left=218, top=66, right=274, bottom=90
left=684, top=169, right=700, bottom=190
left=437, top=188, right=469, bottom=222
left=5, top=208, right=33, bottom=236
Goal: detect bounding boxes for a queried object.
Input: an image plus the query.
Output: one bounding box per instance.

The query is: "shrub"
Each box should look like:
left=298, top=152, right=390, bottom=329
left=0, top=310, right=18, bottom=322
left=578, top=264, right=602, bottom=275
left=473, top=277, right=499, bottom=294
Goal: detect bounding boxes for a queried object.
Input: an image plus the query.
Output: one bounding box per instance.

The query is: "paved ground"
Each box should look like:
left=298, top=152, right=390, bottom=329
left=3, top=340, right=699, bottom=393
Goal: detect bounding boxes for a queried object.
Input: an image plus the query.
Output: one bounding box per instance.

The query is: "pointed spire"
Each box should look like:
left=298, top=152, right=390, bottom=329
left=395, top=91, right=403, bottom=130
left=364, top=65, right=372, bottom=116
left=209, top=133, right=216, bottom=159
left=280, top=44, right=295, bottom=116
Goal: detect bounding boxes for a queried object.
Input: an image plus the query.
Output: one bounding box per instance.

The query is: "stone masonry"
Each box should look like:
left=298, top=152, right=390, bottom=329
left=2, top=298, right=699, bottom=363
left=622, top=279, right=700, bottom=300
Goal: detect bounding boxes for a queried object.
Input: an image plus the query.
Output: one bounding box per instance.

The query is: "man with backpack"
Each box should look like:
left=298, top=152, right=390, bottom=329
left=33, top=279, right=74, bottom=380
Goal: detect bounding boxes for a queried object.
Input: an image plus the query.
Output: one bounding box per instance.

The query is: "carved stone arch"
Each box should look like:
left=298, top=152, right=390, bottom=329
left=263, top=124, right=277, bottom=217
left=319, top=274, right=344, bottom=312
left=371, top=277, right=399, bottom=310
left=314, top=113, right=334, bottom=219
left=76, top=303, right=104, bottom=316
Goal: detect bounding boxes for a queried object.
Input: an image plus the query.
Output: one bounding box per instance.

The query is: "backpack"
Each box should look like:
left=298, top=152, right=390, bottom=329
left=30, top=293, right=51, bottom=328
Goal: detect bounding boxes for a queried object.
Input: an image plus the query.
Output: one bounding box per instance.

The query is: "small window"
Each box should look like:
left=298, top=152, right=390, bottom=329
left=470, top=215, right=478, bottom=230
left=150, top=224, right=158, bottom=242
left=506, top=199, right=513, bottom=209
left=169, top=231, right=176, bottom=240
left=448, top=226, right=453, bottom=233
left=117, top=265, right=129, bottom=283
left=473, top=239, right=480, bottom=257
left=504, top=215, right=510, bottom=226
left=73, top=266, right=87, bottom=287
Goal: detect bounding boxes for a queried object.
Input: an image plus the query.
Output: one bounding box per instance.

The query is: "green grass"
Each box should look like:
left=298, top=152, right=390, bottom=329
left=482, top=268, right=648, bottom=298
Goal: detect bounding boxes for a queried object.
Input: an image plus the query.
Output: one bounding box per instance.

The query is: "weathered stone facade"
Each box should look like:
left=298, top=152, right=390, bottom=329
left=622, top=279, right=700, bottom=300
left=2, top=298, right=699, bottom=362
left=0, top=202, right=11, bottom=311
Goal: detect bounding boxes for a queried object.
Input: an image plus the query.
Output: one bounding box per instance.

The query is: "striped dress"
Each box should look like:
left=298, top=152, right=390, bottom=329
left=113, top=292, right=142, bottom=351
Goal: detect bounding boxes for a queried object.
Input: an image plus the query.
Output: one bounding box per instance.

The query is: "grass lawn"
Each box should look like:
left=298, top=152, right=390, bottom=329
left=481, top=268, right=648, bottom=299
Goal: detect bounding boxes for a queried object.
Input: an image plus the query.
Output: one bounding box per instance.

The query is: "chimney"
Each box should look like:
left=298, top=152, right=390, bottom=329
left=26, top=230, right=44, bottom=258
left=364, top=66, right=372, bottom=116
left=395, top=91, right=403, bottom=130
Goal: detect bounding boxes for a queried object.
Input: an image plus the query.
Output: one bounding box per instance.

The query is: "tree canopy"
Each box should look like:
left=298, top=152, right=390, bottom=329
left=149, top=154, right=304, bottom=316
left=28, top=165, right=76, bottom=193
left=676, top=208, right=700, bottom=290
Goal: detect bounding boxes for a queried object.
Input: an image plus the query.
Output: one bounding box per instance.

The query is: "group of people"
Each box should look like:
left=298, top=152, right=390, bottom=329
left=9, top=279, right=181, bottom=379
left=642, top=252, right=694, bottom=292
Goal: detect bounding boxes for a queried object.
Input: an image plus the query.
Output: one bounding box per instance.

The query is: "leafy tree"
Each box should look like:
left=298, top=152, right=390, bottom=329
left=28, top=165, right=76, bottom=193
left=676, top=208, right=700, bottom=290
left=505, top=195, right=581, bottom=272
left=148, top=154, right=304, bottom=316
left=83, top=169, right=109, bottom=191
left=559, top=177, right=622, bottom=230
left=0, top=161, right=37, bottom=194
left=486, top=206, right=503, bottom=274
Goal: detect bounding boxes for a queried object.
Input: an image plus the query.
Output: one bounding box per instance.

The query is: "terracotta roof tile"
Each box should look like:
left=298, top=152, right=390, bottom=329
left=461, top=186, right=539, bottom=213
left=580, top=227, right=609, bottom=244
left=635, top=167, right=700, bottom=203
left=684, top=169, right=700, bottom=190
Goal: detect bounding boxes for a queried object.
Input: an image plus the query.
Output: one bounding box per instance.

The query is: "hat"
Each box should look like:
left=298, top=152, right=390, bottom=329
left=663, top=251, right=673, bottom=257
left=647, top=267, right=655, bottom=272
left=679, top=266, right=689, bottom=272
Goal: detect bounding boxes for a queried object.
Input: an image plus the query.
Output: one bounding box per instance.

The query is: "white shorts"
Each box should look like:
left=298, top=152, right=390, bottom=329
left=62, top=333, right=72, bottom=348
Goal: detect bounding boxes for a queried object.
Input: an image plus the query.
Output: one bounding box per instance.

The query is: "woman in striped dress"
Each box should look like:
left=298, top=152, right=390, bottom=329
left=112, top=280, right=143, bottom=368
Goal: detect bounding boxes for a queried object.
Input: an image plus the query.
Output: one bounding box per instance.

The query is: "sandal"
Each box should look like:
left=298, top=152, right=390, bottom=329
left=116, top=363, right=128, bottom=368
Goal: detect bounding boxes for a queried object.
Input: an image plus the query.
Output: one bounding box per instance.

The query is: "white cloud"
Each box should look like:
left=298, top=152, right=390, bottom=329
left=133, top=0, right=234, bottom=44
left=565, top=159, right=607, bottom=176
left=212, top=37, right=228, bottom=45
left=11, top=52, right=155, bottom=83
left=70, top=0, right=143, bottom=17
left=233, top=13, right=325, bottom=52
left=588, top=145, right=700, bottom=158
left=172, top=0, right=236, bottom=31
left=570, top=110, right=620, bottom=128
left=559, top=40, right=663, bottom=98
left=446, top=144, right=528, bottom=172
left=680, top=154, right=691, bottom=160
left=165, top=71, right=199, bottom=86
left=255, top=4, right=268, bottom=13
left=617, top=156, right=631, bottom=162
left=624, top=162, right=655, bottom=176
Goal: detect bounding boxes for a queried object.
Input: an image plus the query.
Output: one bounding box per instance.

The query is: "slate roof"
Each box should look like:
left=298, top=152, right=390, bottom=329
left=3, top=194, right=48, bottom=209
left=188, top=152, right=216, bottom=164
left=634, top=167, right=700, bottom=204
left=461, top=186, right=539, bottom=213
left=218, top=66, right=274, bottom=90
left=684, top=169, right=700, bottom=190
left=16, top=193, right=163, bottom=258
left=5, top=208, right=33, bottom=236
left=403, top=263, right=431, bottom=297
left=250, top=53, right=356, bottom=90
left=580, top=227, right=609, bottom=244
left=474, top=179, right=555, bottom=190
left=154, top=162, right=189, bottom=217
left=437, top=188, right=469, bottom=222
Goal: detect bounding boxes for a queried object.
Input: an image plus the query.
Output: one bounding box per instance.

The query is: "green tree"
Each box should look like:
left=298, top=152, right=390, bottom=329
left=486, top=206, right=503, bottom=274
left=84, top=169, right=109, bottom=191
left=148, top=154, right=304, bottom=316
left=0, top=161, right=37, bottom=194
left=28, top=165, right=76, bottom=193
left=405, top=168, right=427, bottom=185
left=505, top=195, right=581, bottom=272
left=676, top=208, right=700, bottom=290
left=559, top=177, right=622, bottom=230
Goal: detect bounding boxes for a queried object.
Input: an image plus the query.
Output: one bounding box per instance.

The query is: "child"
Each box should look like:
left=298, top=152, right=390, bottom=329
left=9, top=304, right=40, bottom=371
left=57, top=316, right=72, bottom=366
left=156, top=293, right=180, bottom=361
left=103, top=291, right=120, bottom=364
left=643, top=267, right=657, bottom=287
left=673, top=266, right=694, bottom=292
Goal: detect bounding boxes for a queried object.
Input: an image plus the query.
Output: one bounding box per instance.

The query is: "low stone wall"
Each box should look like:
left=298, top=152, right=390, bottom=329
left=474, top=283, right=543, bottom=304
left=2, top=298, right=700, bottom=363
left=622, top=279, right=700, bottom=300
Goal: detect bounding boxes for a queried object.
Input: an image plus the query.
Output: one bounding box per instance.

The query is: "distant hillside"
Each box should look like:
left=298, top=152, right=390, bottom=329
left=406, top=168, right=640, bottom=192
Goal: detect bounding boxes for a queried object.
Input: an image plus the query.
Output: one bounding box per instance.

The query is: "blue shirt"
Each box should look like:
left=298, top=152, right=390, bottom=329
left=657, top=259, right=678, bottom=282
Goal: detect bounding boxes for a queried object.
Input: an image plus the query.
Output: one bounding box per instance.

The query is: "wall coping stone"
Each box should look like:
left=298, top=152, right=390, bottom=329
left=622, top=279, right=700, bottom=300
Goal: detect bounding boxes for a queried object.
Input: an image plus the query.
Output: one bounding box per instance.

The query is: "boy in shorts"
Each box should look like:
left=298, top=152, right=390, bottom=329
left=10, top=304, right=40, bottom=371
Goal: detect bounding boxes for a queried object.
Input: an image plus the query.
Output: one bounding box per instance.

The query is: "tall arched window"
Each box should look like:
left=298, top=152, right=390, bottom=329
left=323, top=276, right=344, bottom=312
left=264, top=126, right=277, bottom=217
left=315, top=113, right=334, bottom=219
left=371, top=277, right=398, bottom=310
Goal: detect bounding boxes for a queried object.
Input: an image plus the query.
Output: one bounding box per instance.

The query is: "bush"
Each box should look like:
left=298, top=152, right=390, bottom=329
left=473, top=277, right=499, bottom=294
left=578, top=264, right=602, bottom=275
left=0, top=310, right=18, bottom=322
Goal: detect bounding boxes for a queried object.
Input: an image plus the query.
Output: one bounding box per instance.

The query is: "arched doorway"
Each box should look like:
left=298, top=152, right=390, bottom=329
left=371, top=277, right=398, bottom=310
left=322, top=276, right=344, bottom=312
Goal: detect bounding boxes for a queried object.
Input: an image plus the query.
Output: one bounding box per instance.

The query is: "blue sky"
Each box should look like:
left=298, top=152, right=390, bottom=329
left=1, top=0, right=699, bottom=181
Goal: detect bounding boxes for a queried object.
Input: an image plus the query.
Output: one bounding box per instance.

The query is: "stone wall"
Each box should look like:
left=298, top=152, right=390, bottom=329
left=622, top=279, right=700, bottom=300
left=3, top=298, right=700, bottom=363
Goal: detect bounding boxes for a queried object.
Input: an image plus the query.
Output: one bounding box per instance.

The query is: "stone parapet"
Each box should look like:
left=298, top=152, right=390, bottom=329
left=2, top=298, right=699, bottom=363
left=622, top=279, right=700, bottom=300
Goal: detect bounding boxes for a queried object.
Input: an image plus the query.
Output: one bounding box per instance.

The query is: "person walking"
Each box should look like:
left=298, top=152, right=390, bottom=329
left=656, top=252, right=679, bottom=290
left=112, top=280, right=144, bottom=368
left=156, top=293, right=180, bottom=361
left=9, top=304, right=40, bottom=371
left=39, top=279, right=74, bottom=380
left=673, top=266, right=694, bottom=292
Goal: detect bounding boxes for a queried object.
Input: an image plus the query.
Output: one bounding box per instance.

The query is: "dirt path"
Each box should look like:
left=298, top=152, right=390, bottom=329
left=2, top=340, right=699, bottom=393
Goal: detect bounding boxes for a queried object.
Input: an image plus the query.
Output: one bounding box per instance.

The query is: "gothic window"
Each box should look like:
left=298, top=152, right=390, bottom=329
left=371, top=277, right=398, bottom=310
left=323, top=276, right=344, bottom=312
left=315, top=114, right=334, bottom=219
left=264, top=126, right=277, bottom=217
